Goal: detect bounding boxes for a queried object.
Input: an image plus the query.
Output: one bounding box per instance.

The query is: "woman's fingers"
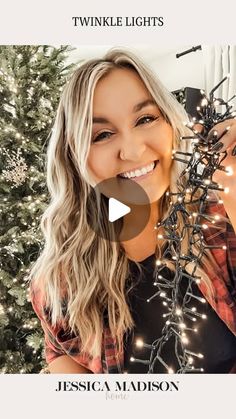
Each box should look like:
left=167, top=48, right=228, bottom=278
left=208, top=120, right=236, bottom=152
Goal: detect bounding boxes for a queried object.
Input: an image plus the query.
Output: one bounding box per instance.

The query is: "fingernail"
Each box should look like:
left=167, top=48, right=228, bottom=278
left=232, top=145, right=236, bottom=156
left=212, top=142, right=224, bottom=151
left=209, top=130, right=219, bottom=144
left=208, top=130, right=218, bottom=139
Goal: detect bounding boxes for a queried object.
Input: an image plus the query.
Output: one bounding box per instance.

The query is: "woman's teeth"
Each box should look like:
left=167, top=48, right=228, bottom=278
left=119, top=161, right=156, bottom=179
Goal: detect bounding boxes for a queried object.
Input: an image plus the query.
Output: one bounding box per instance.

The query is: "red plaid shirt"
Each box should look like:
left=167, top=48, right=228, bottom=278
left=30, top=200, right=236, bottom=373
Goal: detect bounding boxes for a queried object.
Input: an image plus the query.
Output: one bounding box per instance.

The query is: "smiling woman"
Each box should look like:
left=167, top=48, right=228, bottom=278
left=29, top=48, right=236, bottom=374
left=88, top=68, right=173, bottom=205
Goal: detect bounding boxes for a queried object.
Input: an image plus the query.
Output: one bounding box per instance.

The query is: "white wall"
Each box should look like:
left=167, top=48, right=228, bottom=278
left=67, top=44, right=205, bottom=92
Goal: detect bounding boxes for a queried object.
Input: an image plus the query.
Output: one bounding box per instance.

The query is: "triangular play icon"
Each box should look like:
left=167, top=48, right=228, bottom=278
left=108, top=197, right=131, bottom=222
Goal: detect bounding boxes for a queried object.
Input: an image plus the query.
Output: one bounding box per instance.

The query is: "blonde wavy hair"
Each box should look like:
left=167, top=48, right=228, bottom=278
left=30, top=48, right=217, bottom=359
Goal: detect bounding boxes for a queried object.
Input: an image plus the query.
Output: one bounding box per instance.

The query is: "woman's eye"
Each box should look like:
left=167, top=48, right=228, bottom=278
left=92, top=131, right=113, bottom=143
left=136, top=115, right=158, bottom=126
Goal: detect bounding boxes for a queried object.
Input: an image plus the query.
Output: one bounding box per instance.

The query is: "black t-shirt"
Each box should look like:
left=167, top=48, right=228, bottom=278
left=124, top=254, right=236, bottom=373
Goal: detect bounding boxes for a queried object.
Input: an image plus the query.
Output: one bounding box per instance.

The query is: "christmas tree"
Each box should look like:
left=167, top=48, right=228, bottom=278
left=0, top=45, right=75, bottom=373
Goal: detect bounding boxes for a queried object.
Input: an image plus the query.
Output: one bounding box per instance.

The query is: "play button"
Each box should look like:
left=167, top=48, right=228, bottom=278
left=87, top=177, right=151, bottom=242
left=108, top=198, right=131, bottom=222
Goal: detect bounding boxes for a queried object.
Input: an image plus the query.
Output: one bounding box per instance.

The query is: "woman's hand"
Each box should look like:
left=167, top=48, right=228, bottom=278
left=208, top=118, right=236, bottom=234
left=210, top=119, right=236, bottom=194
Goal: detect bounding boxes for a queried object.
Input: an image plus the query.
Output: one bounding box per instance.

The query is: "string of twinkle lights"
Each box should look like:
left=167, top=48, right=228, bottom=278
left=130, top=75, right=236, bottom=373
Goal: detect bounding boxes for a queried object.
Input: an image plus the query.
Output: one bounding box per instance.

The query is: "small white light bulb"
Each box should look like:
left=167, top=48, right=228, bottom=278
left=136, top=339, right=144, bottom=348
left=226, top=166, right=233, bottom=176
left=181, top=335, right=189, bottom=344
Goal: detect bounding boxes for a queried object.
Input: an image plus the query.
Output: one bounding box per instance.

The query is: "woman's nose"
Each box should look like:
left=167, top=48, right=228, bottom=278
left=119, top=132, right=146, bottom=161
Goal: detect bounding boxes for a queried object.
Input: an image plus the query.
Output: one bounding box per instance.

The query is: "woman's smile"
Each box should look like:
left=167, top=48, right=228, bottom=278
left=117, top=160, right=159, bottom=181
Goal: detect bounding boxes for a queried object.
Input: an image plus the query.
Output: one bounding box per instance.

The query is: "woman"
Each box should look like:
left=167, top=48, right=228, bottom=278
left=30, top=48, right=236, bottom=374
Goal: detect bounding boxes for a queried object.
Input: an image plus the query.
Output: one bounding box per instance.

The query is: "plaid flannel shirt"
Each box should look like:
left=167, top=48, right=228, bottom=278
left=30, top=200, right=236, bottom=373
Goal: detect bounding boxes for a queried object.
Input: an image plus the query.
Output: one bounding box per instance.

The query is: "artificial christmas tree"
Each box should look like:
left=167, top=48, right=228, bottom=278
left=0, top=45, right=75, bottom=373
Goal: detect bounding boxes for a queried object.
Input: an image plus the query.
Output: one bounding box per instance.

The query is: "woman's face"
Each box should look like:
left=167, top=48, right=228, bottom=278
left=87, top=68, right=173, bottom=204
